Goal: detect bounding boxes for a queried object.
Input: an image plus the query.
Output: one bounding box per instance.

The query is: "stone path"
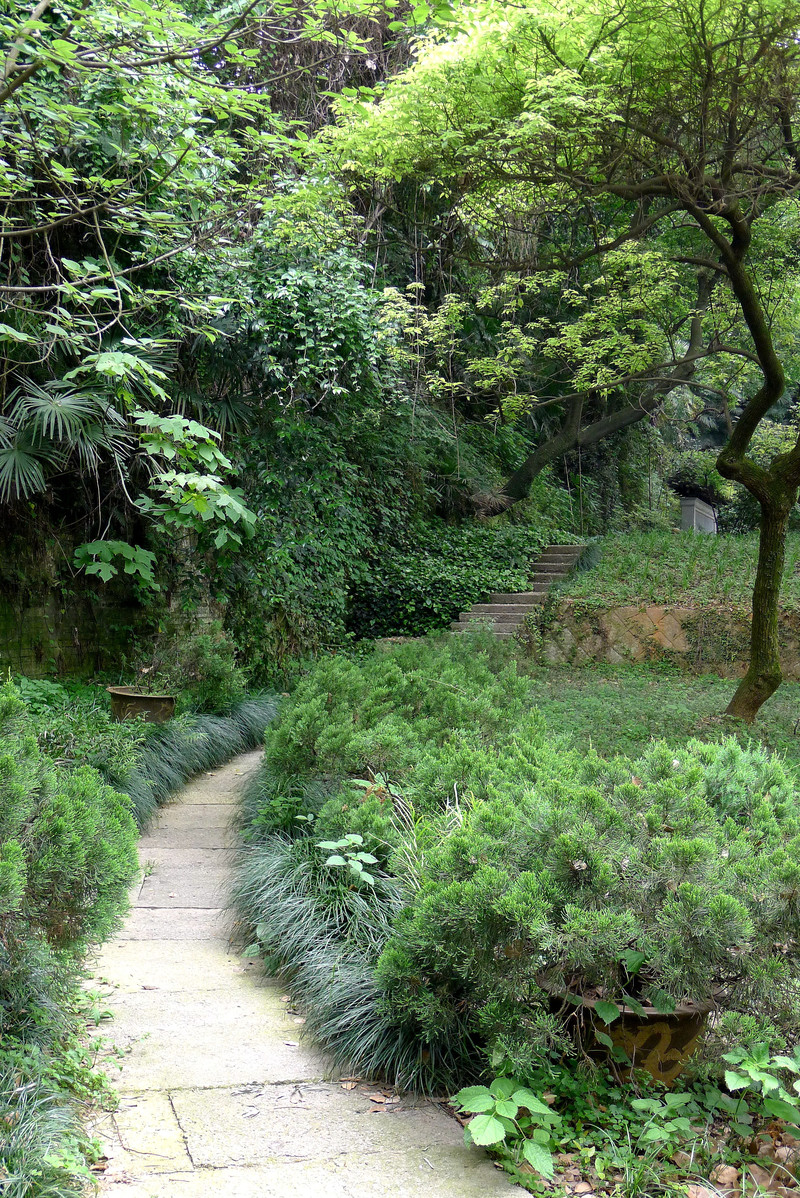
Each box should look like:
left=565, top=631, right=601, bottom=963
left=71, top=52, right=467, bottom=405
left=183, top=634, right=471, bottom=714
left=90, top=752, right=512, bottom=1198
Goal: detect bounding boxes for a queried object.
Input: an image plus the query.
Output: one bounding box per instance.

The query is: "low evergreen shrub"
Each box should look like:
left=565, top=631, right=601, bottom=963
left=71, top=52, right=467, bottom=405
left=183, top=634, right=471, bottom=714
left=235, top=641, right=800, bottom=1093
left=0, top=686, right=138, bottom=948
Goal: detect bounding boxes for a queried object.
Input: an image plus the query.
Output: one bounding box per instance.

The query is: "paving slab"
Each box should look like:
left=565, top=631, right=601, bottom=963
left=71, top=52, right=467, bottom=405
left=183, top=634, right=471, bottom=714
left=171, top=1083, right=463, bottom=1167
left=97, top=752, right=511, bottom=1198
left=151, top=804, right=233, bottom=830
left=89, top=940, right=268, bottom=995
left=109, top=990, right=325, bottom=1091
left=135, top=847, right=235, bottom=870
left=95, top=1092, right=194, bottom=1176
left=98, top=1145, right=511, bottom=1198
left=134, top=869, right=230, bottom=909
left=118, top=907, right=232, bottom=942
left=138, top=826, right=235, bottom=849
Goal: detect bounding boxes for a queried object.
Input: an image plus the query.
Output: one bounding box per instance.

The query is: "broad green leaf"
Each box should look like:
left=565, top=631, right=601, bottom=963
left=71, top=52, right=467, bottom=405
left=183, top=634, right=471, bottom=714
left=324, top=855, right=347, bottom=866
left=494, top=1099, right=519, bottom=1119
left=453, top=1086, right=491, bottom=1106
left=467, top=1114, right=506, bottom=1146
left=0, top=323, right=33, bottom=343
left=522, top=1140, right=555, bottom=1179
left=594, top=1030, right=614, bottom=1050
left=763, top=1097, right=800, bottom=1122
left=489, top=1078, right=516, bottom=1100
left=725, top=1071, right=750, bottom=1092
left=452, top=1088, right=494, bottom=1113
left=621, top=949, right=646, bottom=975
left=512, top=1090, right=558, bottom=1118
left=594, top=1000, right=621, bottom=1025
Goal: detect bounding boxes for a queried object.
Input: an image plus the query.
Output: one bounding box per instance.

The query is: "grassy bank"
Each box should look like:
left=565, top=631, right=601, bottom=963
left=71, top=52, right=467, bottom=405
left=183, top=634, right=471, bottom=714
left=562, top=531, right=800, bottom=612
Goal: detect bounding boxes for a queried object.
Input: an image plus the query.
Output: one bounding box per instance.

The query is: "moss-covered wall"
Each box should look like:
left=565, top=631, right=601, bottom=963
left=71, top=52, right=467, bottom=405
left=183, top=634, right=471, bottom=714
left=0, top=589, right=146, bottom=677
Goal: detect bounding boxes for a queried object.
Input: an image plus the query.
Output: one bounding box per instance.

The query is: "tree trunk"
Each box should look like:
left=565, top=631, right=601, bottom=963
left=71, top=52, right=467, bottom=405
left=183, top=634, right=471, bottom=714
left=725, top=500, right=792, bottom=721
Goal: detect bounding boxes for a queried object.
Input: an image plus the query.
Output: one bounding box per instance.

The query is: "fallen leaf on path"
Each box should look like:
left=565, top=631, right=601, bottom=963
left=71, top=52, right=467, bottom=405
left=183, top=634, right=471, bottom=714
left=280, top=995, right=290, bottom=1002
left=366, top=1093, right=386, bottom=1102
left=293, top=1017, right=305, bottom=1024
left=142, top=985, right=158, bottom=990
left=341, top=1082, right=357, bottom=1091
left=284, top=1040, right=299, bottom=1047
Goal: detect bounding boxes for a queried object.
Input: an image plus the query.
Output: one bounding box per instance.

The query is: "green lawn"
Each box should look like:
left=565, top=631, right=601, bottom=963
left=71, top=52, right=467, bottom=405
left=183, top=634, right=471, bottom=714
left=523, top=660, right=800, bottom=767
left=560, top=530, right=800, bottom=611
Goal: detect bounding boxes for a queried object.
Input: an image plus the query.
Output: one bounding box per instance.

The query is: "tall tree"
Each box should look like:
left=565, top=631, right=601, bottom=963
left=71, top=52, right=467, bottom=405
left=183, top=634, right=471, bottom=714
left=329, top=0, right=800, bottom=719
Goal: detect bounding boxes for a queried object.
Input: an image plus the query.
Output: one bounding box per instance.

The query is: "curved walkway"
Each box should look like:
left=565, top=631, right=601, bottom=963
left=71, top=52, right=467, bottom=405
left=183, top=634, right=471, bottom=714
left=90, top=752, right=511, bottom=1198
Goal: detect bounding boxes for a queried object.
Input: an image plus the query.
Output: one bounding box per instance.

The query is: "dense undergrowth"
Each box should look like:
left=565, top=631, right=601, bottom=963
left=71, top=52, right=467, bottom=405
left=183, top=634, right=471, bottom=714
left=0, top=680, right=277, bottom=1196
left=235, top=637, right=800, bottom=1083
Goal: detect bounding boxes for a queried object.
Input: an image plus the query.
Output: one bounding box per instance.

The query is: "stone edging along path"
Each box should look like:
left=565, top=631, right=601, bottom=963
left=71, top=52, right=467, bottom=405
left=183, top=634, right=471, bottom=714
left=89, top=751, right=511, bottom=1198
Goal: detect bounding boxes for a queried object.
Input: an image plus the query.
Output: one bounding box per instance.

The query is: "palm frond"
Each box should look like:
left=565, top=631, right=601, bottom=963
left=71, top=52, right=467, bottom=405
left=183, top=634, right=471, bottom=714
left=0, top=429, right=61, bottom=502
left=10, top=380, right=115, bottom=443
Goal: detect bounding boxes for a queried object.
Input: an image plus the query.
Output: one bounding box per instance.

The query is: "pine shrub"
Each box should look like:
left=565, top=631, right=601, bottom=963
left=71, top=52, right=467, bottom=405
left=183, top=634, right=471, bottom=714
left=235, top=641, right=800, bottom=1091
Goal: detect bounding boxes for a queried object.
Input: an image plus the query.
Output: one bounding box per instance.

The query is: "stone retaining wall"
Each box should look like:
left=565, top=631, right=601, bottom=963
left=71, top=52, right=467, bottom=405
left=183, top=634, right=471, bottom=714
left=532, top=600, right=800, bottom=680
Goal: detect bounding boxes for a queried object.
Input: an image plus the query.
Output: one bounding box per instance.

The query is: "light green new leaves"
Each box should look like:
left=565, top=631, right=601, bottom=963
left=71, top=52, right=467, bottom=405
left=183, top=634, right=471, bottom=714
left=452, top=1078, right=560, bottom=1178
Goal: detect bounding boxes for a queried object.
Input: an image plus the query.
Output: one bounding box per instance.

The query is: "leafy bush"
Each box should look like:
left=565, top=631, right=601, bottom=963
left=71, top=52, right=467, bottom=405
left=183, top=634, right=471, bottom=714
left=124, top=619, right=248, bottom=713
left=0, top=686, right=138, bottom=948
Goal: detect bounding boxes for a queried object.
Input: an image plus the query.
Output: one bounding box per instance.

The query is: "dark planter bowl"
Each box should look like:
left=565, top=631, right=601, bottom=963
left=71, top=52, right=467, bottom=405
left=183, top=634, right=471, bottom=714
left=107, top=686, right=176, bottom=724
left=539, top=977, right=717, bottom=1085
left=583, top=994, right=715, bottom=1085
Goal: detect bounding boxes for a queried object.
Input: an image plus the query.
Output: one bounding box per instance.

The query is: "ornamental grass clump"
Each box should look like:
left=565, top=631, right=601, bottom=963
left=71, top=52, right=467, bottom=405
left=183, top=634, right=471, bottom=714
left=118, top=693, right=278, bottom=828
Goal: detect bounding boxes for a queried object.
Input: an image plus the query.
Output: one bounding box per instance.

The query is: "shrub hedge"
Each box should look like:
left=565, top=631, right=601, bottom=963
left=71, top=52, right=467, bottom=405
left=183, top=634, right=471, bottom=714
left=235, top=637, right=800, bottom=1092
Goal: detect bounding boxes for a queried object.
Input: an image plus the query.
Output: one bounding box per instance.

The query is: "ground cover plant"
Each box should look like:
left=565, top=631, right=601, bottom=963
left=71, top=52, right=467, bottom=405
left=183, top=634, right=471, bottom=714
left=234, top=635, right=800, bottom=1192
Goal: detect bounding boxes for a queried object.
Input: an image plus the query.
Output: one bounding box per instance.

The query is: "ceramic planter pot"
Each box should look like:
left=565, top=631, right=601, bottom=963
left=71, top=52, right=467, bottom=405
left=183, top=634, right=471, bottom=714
left=583, top=994, right=715, bottom=1085
left=107, top=686, right=176, bottom=724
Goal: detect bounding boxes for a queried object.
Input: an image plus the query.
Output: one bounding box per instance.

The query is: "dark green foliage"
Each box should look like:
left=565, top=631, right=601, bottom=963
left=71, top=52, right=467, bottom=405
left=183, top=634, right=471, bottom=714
left=0, top=685, right=138, bottom=948
left=232, top=834, right=452, bottom=1087
left=376, top=737, right=800, bottom=1080
left=128, top=620, right=248, bottom=715
left=0, top=684, right=141, bottom=1197
left=347, top=522, right=554, bottom=638
left=117, top=694, right=278, bottom=828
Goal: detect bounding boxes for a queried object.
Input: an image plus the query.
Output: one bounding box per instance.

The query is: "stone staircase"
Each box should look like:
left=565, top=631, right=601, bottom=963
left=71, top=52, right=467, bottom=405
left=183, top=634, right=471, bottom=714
left=451, top=544, right=584, bottom=638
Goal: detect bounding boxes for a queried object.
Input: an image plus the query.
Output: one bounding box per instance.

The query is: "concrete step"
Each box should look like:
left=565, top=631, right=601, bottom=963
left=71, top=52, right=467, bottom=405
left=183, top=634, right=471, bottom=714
left=454, top=612, right=529, bottom=625
left=466, top=603, right=538, bottom=616
left=546, top=544, right=584, bottom=552
left=489, top=591, right=547, bottom=603
left=532, top=561, right=573, bottom=573
left=451, top=623, right=520, bottom=638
